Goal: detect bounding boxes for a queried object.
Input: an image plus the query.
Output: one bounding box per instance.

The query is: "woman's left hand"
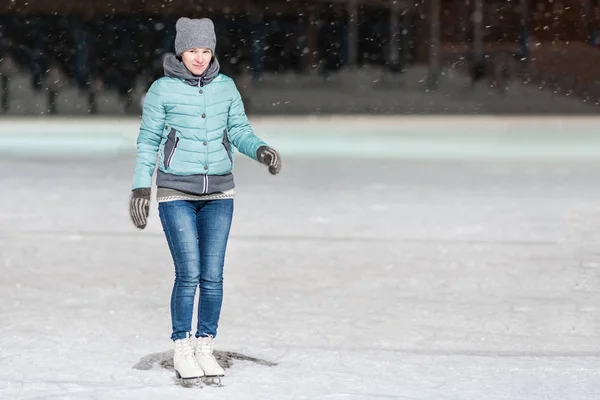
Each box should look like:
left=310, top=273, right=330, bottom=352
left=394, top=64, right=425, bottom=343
left=257, top=146, right=282, bottom=175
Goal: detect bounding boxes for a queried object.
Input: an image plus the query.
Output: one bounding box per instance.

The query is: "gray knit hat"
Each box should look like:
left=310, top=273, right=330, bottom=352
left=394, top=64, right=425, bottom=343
left=174, top=17, right=216, bottom=56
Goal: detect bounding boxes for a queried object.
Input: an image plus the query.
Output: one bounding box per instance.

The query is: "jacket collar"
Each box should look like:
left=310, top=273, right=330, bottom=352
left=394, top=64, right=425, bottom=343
left=163, top=53, right=220, bottom=86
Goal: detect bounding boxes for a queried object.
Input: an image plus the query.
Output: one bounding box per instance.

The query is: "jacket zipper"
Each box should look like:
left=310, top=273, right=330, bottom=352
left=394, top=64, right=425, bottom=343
left=199, top=77, right=207, bottom=193
left=200, top=77, right=207, bottom=193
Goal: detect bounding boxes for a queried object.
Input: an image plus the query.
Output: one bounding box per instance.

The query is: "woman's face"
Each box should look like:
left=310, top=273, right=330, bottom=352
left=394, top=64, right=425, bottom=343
left=181, top=48, right=212, bottom=76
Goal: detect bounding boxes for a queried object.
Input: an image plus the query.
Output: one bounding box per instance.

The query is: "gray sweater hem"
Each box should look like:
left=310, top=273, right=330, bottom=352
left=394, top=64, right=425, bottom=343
left=156, top=170, right=235, bottom=195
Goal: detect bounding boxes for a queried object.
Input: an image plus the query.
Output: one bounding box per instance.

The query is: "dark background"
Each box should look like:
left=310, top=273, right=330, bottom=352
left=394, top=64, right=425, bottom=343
left=0, top=0, right=598, bottom=115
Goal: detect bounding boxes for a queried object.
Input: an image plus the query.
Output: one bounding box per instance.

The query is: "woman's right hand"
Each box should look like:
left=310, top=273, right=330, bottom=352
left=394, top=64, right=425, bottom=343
left=129, top=188, right=151, bottom=229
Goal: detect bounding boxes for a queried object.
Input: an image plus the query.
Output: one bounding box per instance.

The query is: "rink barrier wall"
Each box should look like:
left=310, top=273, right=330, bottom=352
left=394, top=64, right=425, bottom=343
left=1, top=116, right=600, bottom=159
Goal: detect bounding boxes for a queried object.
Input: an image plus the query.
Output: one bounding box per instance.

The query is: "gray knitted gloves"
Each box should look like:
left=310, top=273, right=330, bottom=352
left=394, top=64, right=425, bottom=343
left=130, top=188, right=151, bottom=229
left=257, top=146, right=281, bottom=175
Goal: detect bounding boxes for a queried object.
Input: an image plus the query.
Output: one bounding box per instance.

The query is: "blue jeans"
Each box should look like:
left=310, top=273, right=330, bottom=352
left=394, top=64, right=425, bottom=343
left=158, top=199, right=234, bottom=341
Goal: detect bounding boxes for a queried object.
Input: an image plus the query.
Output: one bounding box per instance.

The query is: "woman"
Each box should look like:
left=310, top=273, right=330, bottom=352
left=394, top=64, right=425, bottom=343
left=129, top=17, right=281, bottom=384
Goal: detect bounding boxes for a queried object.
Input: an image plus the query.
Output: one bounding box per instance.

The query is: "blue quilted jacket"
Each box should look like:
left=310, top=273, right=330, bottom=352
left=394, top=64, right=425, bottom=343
left=132, top=55, right=267, bottom=194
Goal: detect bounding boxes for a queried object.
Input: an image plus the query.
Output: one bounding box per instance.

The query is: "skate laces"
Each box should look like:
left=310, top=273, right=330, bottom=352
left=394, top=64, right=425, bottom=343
left=197, top=336, right=220, bottom=367
left=198, top=335, right=215, bottom=354
left=177, top=338, right=197, bottom=367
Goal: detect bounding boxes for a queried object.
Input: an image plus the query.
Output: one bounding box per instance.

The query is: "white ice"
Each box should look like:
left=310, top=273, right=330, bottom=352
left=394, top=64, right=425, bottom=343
left=1, top=116, right=600, bottom=399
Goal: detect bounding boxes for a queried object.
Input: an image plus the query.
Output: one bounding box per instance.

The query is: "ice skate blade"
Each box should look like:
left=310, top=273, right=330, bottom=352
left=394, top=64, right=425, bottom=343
left=202, top=376, right=223, bottom=387
left=175, top=371, right=203, bottom=388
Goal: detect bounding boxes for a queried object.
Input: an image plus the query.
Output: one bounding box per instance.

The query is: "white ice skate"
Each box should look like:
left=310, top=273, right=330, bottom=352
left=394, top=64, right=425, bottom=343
left=173, top=336, right=204, bottom=387
left=195, top=335, right=224, bottom=386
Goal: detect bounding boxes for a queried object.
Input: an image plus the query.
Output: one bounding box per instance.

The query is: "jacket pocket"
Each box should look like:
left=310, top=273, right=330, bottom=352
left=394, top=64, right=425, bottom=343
left=222, top=129, right=233, bottom=164
left=163, top=128, right=180, bottom=169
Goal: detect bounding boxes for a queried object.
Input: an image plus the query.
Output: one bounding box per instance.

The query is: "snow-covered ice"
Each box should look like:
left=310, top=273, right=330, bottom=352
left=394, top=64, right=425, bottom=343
left=1, top=116, right=600, bottom=399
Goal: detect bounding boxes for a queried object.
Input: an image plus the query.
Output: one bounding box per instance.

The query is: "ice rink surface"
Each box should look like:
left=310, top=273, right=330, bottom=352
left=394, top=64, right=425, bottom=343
left=1, top=116, right=600, bottom=399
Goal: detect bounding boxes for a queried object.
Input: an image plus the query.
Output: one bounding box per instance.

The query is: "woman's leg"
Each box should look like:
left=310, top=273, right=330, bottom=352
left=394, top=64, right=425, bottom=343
left=159, top=200, right=201, bottom=341
left=195, top=199, right=234, bottom=338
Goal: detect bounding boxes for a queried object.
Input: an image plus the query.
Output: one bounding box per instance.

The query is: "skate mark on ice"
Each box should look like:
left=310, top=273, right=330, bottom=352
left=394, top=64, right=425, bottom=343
left=133, top=349, right=277, bottom=371
left=274, top=344, right=600, bottom=359
left=4, top=229, right=560, bottom=246
left=217, top=350, right=278, bottom=367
